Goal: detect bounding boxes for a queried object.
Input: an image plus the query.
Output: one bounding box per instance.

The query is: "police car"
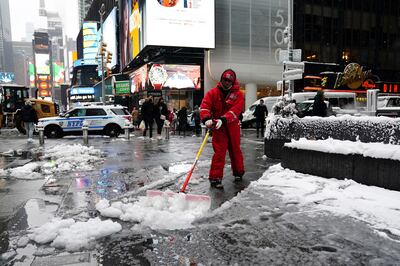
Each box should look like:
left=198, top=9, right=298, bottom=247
left=38, top=104, right=132, bottom=138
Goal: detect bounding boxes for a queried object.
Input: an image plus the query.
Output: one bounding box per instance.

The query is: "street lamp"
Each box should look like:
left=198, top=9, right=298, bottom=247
left=287, top=0, right=293, bottom=99
left=99, top=3, right=106, bottom=103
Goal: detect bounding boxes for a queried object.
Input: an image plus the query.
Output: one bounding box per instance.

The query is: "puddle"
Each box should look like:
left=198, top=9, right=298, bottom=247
left=8, top=199, right=58, bottom=232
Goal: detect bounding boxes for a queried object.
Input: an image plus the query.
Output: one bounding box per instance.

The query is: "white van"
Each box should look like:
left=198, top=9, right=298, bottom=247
left=241, top=91, right=356, bottom=127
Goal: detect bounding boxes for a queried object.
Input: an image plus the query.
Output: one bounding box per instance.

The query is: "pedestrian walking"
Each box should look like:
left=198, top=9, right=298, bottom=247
left=177, top=107, right=188, bottom=136
left=200, top=69, right=245, bottom=189
left=141, top=96, right=155, bottom=138
left=253, top=99, right=268, bottom=138
left=191, top=105, right=201, bottom=136
left=313, top=90, right=327, bottom=117
left=131, top=106, right=139, bottom=128
left=154, top=97, right=168, bottom=139
left=20, top=100, right=38, bottom=142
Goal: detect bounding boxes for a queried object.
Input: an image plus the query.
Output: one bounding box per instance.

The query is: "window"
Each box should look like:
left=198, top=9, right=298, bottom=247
left=111, top=108, right=129, bottom=115
left=86, top=108, right=107, bottom=116
left=68, top=109, right=86, bottom=117
left=41, top=104, right=51, bottom=113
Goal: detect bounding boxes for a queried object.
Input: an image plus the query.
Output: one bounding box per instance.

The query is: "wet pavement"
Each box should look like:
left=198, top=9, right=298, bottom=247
left=0, top=128, right=399, bottom=265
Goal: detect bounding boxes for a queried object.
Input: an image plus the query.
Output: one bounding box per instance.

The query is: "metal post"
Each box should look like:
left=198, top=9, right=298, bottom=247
left=82, top=120, right=89, bottom=145
left=37, top=122, right=44, bottom=146
left=287, top=0, right=293, bottom=99
left=164, top=123, right=170, bottom=140
left=99, top=4, right=105, bottom=103
left=201, top=125, right=206, bottom=137
left=124, top=122, right=131, bottom=140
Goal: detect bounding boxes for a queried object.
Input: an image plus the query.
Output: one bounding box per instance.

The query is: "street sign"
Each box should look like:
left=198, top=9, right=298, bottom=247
left=279, top=49, right=302, bottom=63
left=282, top=61, right=304, bottom=81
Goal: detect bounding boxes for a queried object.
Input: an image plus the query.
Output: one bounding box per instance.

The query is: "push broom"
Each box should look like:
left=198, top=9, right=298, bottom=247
left=146, top=128, right=212, bottom=203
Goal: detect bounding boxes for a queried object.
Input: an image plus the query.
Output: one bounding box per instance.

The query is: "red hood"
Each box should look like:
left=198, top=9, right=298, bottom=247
left=217, top=79, right=240, bottom=92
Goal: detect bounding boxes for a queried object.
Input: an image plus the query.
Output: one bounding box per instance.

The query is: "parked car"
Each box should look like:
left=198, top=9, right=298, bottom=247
left=241, top=92, right=356, bottom=127
left=38, top=104, right=132, bottom=138
left=376, top=96, right=400, bottom=117
left=296, top=100, right=334, bottom=118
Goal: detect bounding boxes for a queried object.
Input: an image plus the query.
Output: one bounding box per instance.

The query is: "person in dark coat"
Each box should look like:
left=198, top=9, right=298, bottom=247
left=253, top=99, right=268, bottom=138
left=20, top=100, right=38, bottom=141
left=313, top=90, right=327, bottom=117
left=141, top=96, right=155, bottom=138
left=191, top=105, right=201, bottom=136
left=177, top=106, right=188, bottom=136
left=154, top=97, right=168, bottom=138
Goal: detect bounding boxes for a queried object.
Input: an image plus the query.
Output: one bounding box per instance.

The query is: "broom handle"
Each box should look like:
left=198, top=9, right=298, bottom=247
left=180, top=130, right=210, bottom=193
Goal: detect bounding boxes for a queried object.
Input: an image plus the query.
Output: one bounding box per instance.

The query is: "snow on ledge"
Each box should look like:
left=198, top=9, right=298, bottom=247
left=285, top=138, right=400, bottom=161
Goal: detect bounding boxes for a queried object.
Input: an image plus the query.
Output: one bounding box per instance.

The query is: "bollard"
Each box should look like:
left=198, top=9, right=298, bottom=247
left=164, top=125, right=170, bottom=140
left=201, top=125, right=206, bottom=137
left=36, top=122, right=45, bottom=146
left=82, top=120, right=89, bottom=145
left=124, top=122, right=131, bottom=140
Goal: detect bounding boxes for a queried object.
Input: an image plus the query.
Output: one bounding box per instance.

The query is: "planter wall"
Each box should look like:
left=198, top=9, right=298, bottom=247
left=282, top=146, right=400, bottom=191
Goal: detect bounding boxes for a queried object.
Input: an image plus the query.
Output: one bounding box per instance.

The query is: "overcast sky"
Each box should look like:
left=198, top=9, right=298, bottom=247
left=9, top=0, right=79, bottom=41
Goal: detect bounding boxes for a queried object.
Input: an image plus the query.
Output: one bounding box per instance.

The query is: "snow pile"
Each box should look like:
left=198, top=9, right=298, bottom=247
left=0, top=162, right=42, bottom=180
left=286, top=138, right=400, bottom=161
left=41, top=144, right=104, bottom=174
left=0, top=144, right=103, bottom=179
left=96, top=193, right=211, bottom=230
left=271, top=95, right=298, bottom=117
left=254, top=164, right=400, bottom=237
left=29, top=217, right=121, bottom=252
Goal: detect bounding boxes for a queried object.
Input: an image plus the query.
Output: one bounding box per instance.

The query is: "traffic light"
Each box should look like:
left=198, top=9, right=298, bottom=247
left=106, top=52, right=113, bottom=64
left=99, top=42, right=107, bottom=56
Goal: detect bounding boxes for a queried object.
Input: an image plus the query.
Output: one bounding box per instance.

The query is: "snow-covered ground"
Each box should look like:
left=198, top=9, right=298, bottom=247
left=0, top=144, right=104, bottom=179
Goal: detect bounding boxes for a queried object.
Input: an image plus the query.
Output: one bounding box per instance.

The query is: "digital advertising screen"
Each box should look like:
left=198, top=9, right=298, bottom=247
left=160, top=64, right=200, bottom=89
left=35, top=53, right=50, bottom=75
left=52, top=62, right=65, bottom=87
left=83, top=22, right=99, bottom=61
left=145, top=0, right=215, bottom=49
left=120, top=0, right=130, bottom=69
left=129, top=64, right=148, bottom=93
left=102, top=7, right=118, bottom=68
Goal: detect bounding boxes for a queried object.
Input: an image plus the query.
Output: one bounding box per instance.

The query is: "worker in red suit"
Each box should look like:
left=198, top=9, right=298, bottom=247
left=200, top=69, right=245, bottom=189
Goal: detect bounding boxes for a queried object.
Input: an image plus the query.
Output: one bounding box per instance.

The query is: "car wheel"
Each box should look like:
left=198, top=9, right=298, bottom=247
left=44, top=125, right=63, bottom=138
left=104, top=124, right=121, bottom=138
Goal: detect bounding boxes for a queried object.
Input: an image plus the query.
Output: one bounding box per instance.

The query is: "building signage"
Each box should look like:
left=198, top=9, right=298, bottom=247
left=70, top=87, right=95, bottom=95
left=115, top=81, right=130, bottom=94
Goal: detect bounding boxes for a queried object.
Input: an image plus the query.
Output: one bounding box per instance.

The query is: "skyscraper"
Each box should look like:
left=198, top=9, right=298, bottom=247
left=0, top=0, right=14, bottom=73
left=78, top=0, right=94, bottom=28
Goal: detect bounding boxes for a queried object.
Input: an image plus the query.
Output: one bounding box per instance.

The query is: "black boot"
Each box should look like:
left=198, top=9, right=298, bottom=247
left=209, top=179, right=224, bottom=189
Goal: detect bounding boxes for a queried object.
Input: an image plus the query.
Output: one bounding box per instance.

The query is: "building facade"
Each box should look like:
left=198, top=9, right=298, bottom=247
left=293, top=0, right=400, bottom=81
left=0, top=0, right=14, bottom=73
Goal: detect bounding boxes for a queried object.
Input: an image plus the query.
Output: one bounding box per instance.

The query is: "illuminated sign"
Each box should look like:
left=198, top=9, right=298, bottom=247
left=35, top=53, right=50, bottom=75
left=70, top=87, right=95, bottom=95
left=101, top=7, right=117, bottom=68
left=83, top=22, right=99, bottom=61
left=145, top=0, right=215, bottom=49
left=0, top=72, right=15, bottom=83
left=115, top=81, right=130, bottom=95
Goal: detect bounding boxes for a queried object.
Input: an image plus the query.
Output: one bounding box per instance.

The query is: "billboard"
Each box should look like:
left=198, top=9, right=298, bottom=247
left=53, top=62, right=65, bottom=87
left=145, top=0, right=215, bottom=49
left=120, top=0, right=214, bottom=69
left=129, top=64, right=148, bottom=93
left=83, top=22, right=99, bottom=61
left=102, top=7, right=118, bottom=68
left=35, top=53, right=51, bottom=75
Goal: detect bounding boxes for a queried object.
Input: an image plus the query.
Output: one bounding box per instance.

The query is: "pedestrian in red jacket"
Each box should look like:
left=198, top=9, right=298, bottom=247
left=200, top=69, right=245, bottom=189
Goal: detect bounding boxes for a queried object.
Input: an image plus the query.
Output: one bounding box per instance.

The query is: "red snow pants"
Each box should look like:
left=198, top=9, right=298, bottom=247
left=209, top=122, right=244, bottom=180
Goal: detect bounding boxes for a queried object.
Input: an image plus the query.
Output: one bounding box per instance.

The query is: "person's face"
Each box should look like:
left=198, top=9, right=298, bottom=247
left=221, top=78, right=233, bottom=90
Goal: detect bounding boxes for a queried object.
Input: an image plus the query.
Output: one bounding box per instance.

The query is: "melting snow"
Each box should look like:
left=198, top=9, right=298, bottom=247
left=29, top=217, right=121, bottom=252
left=96, top=192, right=211, bottom=230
